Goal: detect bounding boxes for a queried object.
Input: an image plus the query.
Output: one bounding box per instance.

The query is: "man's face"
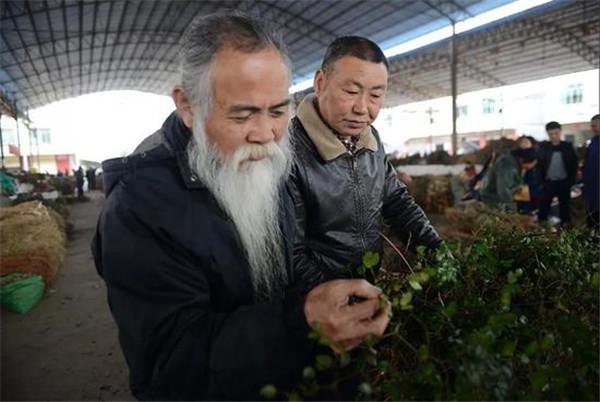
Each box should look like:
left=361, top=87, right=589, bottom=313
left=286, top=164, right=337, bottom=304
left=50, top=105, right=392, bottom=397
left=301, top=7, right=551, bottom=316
left=204, top=47, right=290, bottom=168
left=314, top=56, right=388, bottom=137
left=519, top=138, right=533, bottom=149
left=547, top=128, right=561, bottom=144
left=591, top=119, right=600, bottom=135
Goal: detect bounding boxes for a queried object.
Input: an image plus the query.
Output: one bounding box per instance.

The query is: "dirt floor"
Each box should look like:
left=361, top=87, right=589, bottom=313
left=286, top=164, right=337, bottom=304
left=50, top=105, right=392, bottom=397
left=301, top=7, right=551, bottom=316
left=1, top=192, right=134, bottom=401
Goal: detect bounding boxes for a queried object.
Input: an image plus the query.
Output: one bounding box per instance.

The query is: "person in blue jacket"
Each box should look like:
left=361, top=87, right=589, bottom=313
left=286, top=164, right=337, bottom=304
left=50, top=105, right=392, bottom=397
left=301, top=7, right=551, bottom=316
left=583, top=114, right=599, bottom=229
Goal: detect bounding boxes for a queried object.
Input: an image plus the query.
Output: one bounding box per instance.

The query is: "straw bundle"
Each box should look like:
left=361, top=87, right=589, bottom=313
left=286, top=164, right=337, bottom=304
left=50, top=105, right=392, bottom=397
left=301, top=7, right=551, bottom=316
left=407, top=175, right=454, bottom=214
left=442, top=201, right=536, bottom=241
left=0, top=201, right=66, bottom=286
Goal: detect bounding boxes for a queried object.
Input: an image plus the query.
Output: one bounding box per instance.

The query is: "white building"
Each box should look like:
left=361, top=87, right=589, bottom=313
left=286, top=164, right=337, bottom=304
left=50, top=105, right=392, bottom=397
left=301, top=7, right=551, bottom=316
left=1, top=116, right=78, bottom=174
left=375, top=69, right=600, bottom=156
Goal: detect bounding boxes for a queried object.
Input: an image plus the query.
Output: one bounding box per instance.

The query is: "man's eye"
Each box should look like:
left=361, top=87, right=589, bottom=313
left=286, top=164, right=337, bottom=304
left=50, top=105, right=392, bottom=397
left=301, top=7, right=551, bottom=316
left=231, top=116, right=250, bottom=123
left=344, top=90, right=359, bottom=95
left=371, top=93, right=382, bottom=99
left=270, top=110, right=285, bottom=118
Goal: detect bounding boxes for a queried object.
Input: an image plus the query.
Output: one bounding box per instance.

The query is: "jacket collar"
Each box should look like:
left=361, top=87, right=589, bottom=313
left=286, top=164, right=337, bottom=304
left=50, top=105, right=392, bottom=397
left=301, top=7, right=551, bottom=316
left=296, top=94, right=378, bottom=161
left=161, top=111, right=205, bottom=190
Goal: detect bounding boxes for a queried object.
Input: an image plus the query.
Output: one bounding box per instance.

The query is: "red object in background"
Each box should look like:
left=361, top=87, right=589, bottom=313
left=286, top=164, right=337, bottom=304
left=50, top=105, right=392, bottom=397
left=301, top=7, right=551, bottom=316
left=55, top=154, right=71, bottom=174
left=8, top=144, right=20, bottom=156
left=479, top=135, right=487, bottom=149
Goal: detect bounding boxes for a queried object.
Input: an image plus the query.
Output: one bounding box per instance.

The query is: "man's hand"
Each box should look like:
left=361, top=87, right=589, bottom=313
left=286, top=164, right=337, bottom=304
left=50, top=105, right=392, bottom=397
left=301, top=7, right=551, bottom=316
left=304, top=279, right=392, bottom=354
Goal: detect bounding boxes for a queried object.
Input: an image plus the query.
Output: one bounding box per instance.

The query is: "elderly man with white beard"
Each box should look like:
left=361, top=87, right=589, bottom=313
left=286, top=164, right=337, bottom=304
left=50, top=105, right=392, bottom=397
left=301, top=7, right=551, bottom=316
left=92, top=13, right=391, bottom=401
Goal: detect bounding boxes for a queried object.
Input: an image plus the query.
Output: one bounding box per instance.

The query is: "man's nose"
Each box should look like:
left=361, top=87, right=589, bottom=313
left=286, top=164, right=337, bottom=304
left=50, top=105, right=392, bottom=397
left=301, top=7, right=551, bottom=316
left=352, top=94, right=368, bottom=115
left=247, top=114, right=275, bottom=144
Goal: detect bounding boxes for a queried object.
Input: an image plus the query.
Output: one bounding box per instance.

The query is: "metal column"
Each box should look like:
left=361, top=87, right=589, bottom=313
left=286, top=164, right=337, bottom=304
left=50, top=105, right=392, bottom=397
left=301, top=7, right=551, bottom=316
left=451, top=22, right=458, bottom=157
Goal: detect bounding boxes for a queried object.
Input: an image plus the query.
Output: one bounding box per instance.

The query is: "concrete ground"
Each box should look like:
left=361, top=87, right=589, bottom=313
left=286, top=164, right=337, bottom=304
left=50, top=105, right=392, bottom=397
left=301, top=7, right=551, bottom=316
left=1, top=192, right=133, bottom=401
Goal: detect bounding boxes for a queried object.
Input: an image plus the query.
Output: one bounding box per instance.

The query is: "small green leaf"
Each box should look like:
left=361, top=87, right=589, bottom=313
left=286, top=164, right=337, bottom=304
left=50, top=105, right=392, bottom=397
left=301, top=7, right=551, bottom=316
left=443, top=301, right=457, bottom=318
left=591, top=272, right=599, bottom=287
left=315, top=354, right=333, bottom=371
left=358, top=382, right=372, bottom=395
left=362, top=252, right=380, bottom=269
left=288, top=392, right=302, bottom=401
left=417, top=345, right=429, bottom=362
left=302, top=366, right=315, bottom=379
left=260, top=384, right=277, bottom=400
left=400, top=292, right=413, bottom=310
left=409, top=279, right=422, bottom=290
left=501, top=340, right=517, bottom=357
left=555, top=299, right=569, bottom=312
left=364, top=333, right=377, bottom=348
left=339, top=352, right=351, bottom=368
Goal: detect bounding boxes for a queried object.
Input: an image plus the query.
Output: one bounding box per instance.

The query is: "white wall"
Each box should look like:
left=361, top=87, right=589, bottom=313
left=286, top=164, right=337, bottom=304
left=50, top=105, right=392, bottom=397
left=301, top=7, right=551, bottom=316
left=376, top=69, right=600, bottom=156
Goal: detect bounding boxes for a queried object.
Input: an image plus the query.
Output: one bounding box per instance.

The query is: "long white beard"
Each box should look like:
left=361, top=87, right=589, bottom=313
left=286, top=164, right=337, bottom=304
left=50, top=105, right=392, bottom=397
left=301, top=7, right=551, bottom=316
left=187, top=118, right=292, bottom=301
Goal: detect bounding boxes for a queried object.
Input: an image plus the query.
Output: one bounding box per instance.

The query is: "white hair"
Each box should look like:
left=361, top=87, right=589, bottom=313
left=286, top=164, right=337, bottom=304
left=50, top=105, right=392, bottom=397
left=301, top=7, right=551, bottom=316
left=187, top=101, right=293, bottom=301
left=180, top=12, right=294, bottom=300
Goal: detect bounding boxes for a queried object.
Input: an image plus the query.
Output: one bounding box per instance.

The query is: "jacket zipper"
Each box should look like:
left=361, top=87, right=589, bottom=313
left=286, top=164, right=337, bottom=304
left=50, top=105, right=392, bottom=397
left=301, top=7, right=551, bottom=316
left=349, top=152, right=367, bottom=252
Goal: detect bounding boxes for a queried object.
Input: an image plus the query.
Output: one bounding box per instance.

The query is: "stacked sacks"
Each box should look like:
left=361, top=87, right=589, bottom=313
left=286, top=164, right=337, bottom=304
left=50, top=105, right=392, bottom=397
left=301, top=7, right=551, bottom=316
left=0, top=201, right=66, bottom=286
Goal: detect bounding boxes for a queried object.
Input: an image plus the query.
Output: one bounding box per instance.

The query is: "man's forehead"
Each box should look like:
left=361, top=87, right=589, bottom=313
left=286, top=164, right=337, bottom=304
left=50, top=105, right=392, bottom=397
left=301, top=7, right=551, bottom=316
left=210, top=47, right=290, bottom=105
left=329, top=57, right=388, bottom=85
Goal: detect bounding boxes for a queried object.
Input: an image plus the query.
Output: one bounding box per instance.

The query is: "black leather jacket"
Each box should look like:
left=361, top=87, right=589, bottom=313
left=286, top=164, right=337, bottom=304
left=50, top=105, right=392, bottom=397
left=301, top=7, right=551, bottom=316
left=288, top=98, right=441, bottom=291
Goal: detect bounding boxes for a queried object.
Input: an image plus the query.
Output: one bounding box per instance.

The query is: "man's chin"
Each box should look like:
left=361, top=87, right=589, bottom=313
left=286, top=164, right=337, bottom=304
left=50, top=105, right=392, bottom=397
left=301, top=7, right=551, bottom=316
left=237, top=157, right=268, bottom=173
left=339, top=124, right=366, bottom=136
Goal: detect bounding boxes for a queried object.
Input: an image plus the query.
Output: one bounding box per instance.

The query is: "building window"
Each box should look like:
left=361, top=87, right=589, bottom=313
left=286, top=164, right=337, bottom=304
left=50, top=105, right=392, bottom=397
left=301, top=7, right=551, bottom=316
left=482, top=98, right=496, bottom=114
left=2, top=129, right=17, bottom=145
left=561, top=83, right=583, bottom=104
left=435, top=143, right=444, bottom=151
left=457, top=105, right=468, bottom=118
left=38, top=129, right=51, bottom=144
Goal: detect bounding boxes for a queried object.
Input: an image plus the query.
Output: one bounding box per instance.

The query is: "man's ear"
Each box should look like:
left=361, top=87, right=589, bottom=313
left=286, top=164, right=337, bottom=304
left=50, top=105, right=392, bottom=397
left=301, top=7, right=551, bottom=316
left=313, top=69, right=326, bottom=97
left=171, top=85, right=194, bottom=128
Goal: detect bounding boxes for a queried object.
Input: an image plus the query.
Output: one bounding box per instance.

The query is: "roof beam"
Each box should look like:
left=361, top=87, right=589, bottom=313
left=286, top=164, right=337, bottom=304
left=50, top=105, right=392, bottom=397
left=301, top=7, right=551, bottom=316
left=24, top=0, right=60, bottom=99
left=135, top=1, right=200, bottom=91
left=87, top=0, right=99, bottom=93
left=98, top=0, right=115, bottom=92
left=44, top=0, right=64, bottom=83
left=127, top=1, right=173, bottom=72
left=104, top=0, right=128, bottom=91
left=6, top=1, right=52, bottom=106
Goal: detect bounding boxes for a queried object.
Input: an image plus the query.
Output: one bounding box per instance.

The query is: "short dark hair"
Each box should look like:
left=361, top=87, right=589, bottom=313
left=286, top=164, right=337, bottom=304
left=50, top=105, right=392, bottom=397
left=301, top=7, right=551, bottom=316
left=321, top=36, right=389, bottom=73
left=592, top=114, right=600, bottom=121
left=513, top=147, right=537, bottom=163
left=545, top=121, right=562, bottom=131
left=518, top=135, right=537, bottom=146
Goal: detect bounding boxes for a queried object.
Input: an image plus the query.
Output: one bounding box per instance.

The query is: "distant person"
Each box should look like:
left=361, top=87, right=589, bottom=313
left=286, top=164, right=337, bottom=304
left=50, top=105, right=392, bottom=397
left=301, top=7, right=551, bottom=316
left=516, top=135, right=539, bottom=214
left=480, top=148, right=537, bottom=211
left=517, top=135, right=536, bottom=150
left=583, top=114, right=600, bottom=229
left=464, top=161, right=476, bottom=178
left=75, top=166, right=84, bottom=199
left=463, top=150, right=496, bottom=201
left=537, top=121, right=578, bottom=225
left=86, top=167, right=97, bottom=190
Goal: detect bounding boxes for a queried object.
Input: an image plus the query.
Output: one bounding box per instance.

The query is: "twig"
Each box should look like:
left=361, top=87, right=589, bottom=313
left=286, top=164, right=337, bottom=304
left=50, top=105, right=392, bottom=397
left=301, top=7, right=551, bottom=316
left=379, top=231, right=415, bottom=273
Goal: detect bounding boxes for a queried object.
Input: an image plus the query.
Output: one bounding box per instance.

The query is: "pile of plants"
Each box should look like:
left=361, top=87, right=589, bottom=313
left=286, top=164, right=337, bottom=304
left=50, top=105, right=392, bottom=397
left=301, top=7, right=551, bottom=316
left=264, top=221, right=599, bottom=400
left=406, top=175, right=454, bottom=214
